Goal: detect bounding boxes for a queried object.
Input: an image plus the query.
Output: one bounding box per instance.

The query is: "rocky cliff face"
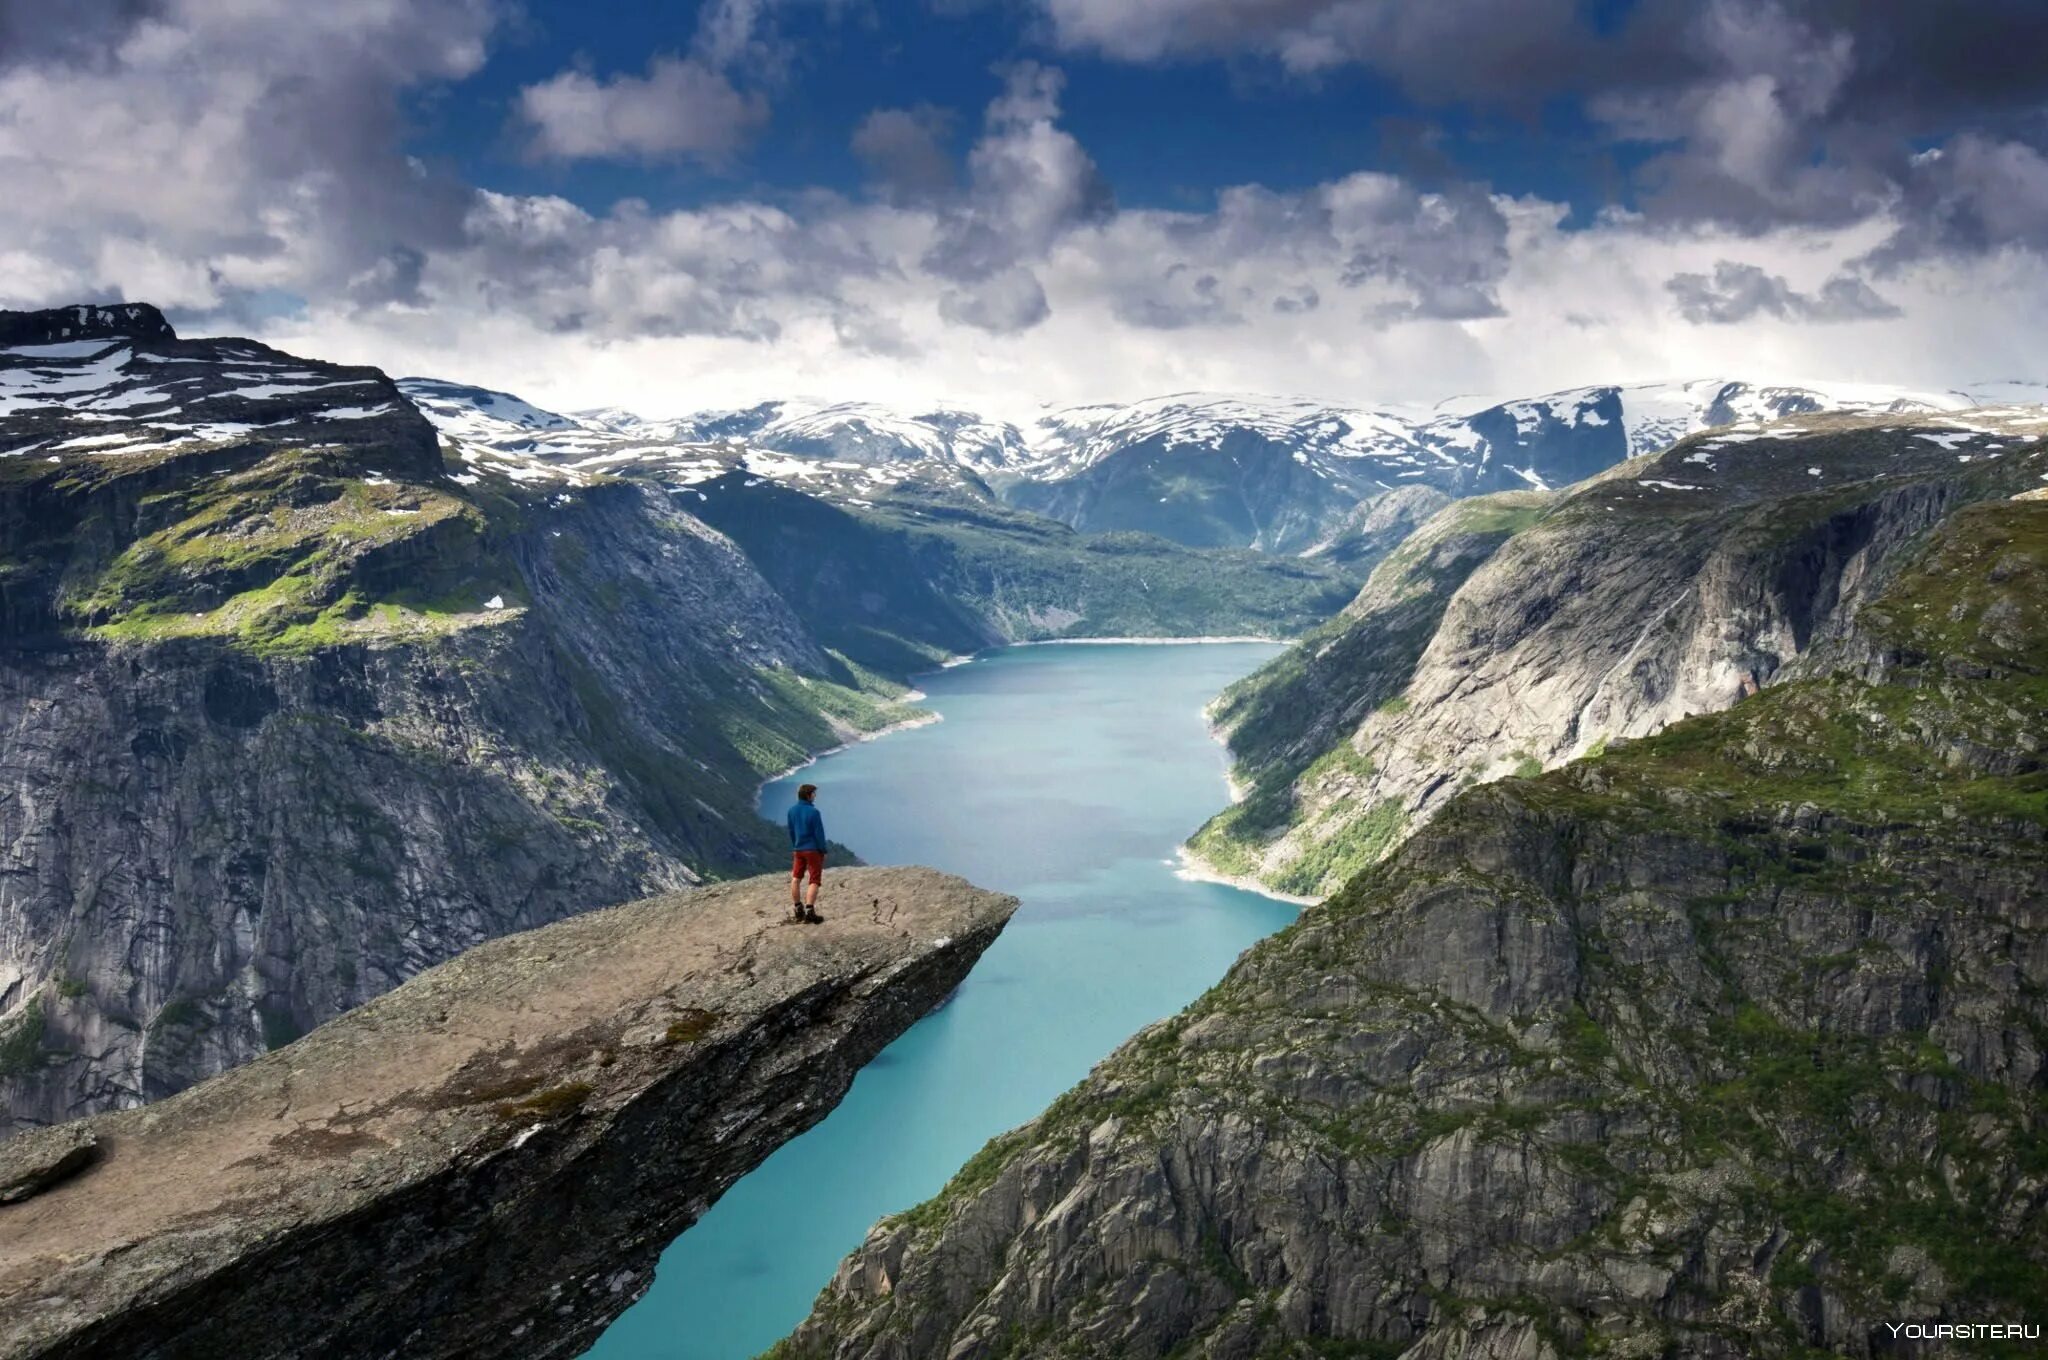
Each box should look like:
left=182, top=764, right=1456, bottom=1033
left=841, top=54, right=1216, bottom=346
left=775, top=495, right=2048, bottom=1360
left=1190, top=491, right=1549, bottom=894
left=0, top=866, right=1016, bottom=1360
left=1195, top=411, right=2048, bottom=896
left=0, top=309, right=929, bottom=1132
left=0, top=301, right=1351, bottom=1134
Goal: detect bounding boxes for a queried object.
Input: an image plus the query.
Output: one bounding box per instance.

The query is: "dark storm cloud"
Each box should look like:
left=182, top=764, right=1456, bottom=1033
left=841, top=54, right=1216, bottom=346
left=1033, top=0, right=1583, bottom=103
left=1666, top=261, right=1901, bottom=324
left=1714, top=1, right=2048, bottom=133
left=1036, top=0, right=2048, bottom=130
left=1591, top=1, right=2048, bottom=246
left=1872, top=136, right=2048, bottom=268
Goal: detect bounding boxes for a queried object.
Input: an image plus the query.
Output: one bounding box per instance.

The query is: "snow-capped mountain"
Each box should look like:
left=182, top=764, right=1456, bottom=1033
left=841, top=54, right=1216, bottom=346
left=401, top=382, right=1000, bottom=503
left=579, top=399, right=1030, bottom=474
left=1018, top=394, right=1437, bottom=478
left=1017, top=380, right=1970, bottom=481
left=390, top=373, right=2033, bottom=559
left=1452, top=378, right=1973, bottom=478
left=1, top=303, right=426, bottom=468
left=399, top=378, right=738, bottom=486
left=1001, top=379, right=1986, bottom=551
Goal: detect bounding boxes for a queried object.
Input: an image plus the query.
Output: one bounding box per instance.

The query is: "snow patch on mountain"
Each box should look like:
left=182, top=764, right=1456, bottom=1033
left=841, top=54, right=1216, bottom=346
left=1, top=331, right=430, bottom=471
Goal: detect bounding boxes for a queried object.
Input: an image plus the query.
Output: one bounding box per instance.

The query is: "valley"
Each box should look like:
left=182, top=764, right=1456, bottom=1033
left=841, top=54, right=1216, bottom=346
left=0, top=303, right=1342, bottom=1133
left=1, top=299, right=2042, bottom=1360
left=589, top=642, right=1299, bottom=1360
left=775, top=460, right=2048, bottom=1360
left=13, top=6, right=2048, bottom=1357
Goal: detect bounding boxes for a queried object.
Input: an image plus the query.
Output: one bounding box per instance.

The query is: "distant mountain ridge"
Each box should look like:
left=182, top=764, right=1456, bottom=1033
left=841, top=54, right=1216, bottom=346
left=397, top=376, right=2016, bottom=557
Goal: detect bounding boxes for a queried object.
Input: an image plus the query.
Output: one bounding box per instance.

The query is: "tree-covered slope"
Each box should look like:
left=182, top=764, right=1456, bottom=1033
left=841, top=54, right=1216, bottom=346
left=775, top=491, right=2048, bottom=1360
left=686, top=478, right=1356, bottom=676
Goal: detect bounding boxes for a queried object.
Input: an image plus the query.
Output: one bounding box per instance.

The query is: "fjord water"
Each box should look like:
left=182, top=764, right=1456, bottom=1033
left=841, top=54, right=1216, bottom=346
left=585, top=642, right=1297, bottom=1360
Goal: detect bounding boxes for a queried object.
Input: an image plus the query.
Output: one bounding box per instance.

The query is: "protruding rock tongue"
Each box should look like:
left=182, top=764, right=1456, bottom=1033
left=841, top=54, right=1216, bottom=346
left=0, top=302, right=176, bottom=346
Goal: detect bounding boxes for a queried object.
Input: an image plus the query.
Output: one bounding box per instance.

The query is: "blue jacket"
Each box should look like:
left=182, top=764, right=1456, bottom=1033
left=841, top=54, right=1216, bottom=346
left=787, top=799, right=827, bottom=851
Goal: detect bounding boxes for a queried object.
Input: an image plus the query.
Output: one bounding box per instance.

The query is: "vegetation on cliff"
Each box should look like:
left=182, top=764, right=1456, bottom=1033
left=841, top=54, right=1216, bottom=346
left=1190, top=419, right=2048, bottom=898
left=774, top=490, right=2047, bottom=1358
left=1187, top=491, right=1548, bottom=894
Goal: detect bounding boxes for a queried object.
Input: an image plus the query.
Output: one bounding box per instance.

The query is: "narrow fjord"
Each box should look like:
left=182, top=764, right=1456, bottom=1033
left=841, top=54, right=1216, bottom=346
left=587, top=643, right=1298, bottom=1359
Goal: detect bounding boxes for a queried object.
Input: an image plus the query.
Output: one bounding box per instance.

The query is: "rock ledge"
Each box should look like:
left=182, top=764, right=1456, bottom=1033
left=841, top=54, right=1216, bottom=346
left=0, top=865, right=1015, bottom=1360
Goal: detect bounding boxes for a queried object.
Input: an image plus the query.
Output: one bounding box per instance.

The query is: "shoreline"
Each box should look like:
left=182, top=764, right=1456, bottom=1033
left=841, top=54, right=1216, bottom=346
left=1205, top=714, right=1248, bottom=803
left=1178, top=671, right=1320, bottom=909
left=1009, top=635, right=1285, bottom=647
left=1171, top=845, right=1321, bottom=908
left=757, top=709, right=944, bottom=800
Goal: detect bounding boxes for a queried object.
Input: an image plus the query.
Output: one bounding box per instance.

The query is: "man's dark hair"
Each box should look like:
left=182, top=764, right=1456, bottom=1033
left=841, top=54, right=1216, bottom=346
left=797, top=783, right=818, bottom=802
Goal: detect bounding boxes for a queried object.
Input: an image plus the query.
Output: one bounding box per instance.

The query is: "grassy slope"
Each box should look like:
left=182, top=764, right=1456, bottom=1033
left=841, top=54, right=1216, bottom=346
left=1, top=442, right=918, bottom=875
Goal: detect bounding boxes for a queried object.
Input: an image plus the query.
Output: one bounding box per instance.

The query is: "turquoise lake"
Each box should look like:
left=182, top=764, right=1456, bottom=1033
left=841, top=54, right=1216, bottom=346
left=584, top=641, right=1298, bottom=1360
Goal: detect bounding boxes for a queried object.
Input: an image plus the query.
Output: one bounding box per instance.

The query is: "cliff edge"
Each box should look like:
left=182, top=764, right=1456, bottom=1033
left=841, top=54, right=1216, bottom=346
left=0, top=865, right=1016, bottom=1360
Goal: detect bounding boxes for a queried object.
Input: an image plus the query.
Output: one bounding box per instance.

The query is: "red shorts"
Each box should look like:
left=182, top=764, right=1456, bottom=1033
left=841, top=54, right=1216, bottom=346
left=790, top=851, right=825, bottom=885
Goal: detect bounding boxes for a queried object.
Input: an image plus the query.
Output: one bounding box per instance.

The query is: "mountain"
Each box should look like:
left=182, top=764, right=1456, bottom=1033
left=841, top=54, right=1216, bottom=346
left=0, top=305, right=950, bottom=1133
left=774, top=448, right=2048, bottom=1359
left=407, top=378, right=1998, bottom=563
left=608, top=399, right=1035, bottom=475
left=402, top=382, right=1010, bottom=503
left=0, top=306, right=1349, bottom=1134
left=1192, top=403, right=2048, bottom=897
left=1003, top=381, right=1979, bottom=554
left=399, top=380, right=1358, bottom=676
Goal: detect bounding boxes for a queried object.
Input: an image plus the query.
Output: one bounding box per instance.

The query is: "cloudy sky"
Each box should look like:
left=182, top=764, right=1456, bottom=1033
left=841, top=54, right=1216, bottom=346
left=2, top=0, right=2045, bottom=420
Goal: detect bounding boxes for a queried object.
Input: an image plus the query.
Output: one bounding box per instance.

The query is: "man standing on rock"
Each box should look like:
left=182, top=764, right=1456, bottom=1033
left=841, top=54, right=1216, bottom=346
left=787, top=783, right=827, bottom=924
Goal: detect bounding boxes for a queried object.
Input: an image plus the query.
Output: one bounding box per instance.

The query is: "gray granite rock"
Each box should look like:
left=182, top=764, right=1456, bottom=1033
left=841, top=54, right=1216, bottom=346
left=0, top=865, right=1015, bottom=1360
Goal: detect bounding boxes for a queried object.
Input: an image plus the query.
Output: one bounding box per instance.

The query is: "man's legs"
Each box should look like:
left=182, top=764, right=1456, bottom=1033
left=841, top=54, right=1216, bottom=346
left=791, top=852, right=824, bottom=920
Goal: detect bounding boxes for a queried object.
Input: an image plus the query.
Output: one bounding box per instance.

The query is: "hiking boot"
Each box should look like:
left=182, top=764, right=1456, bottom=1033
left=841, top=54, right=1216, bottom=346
left=802, top=907, right=824, bottom=924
